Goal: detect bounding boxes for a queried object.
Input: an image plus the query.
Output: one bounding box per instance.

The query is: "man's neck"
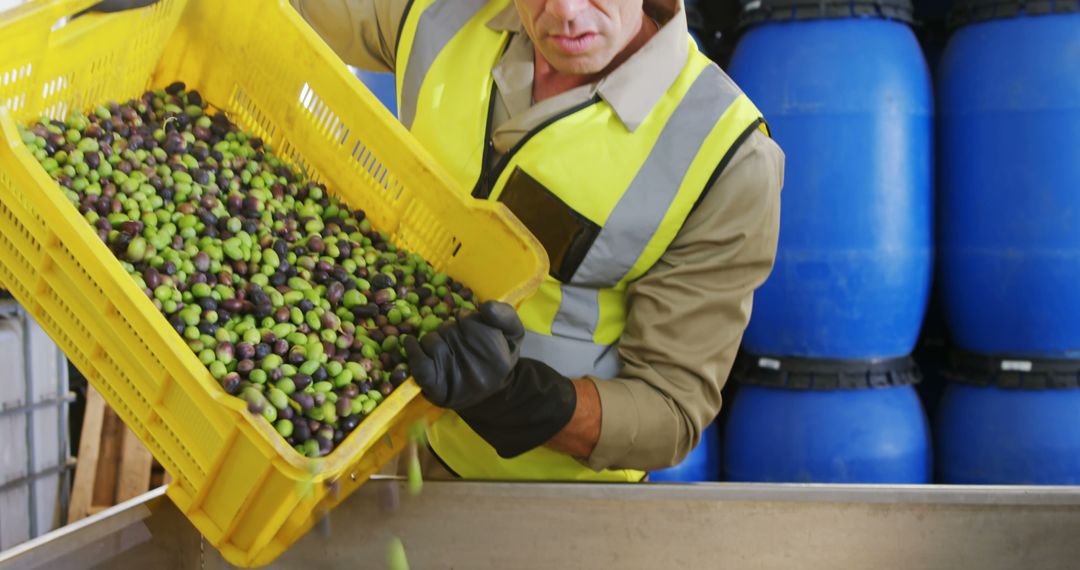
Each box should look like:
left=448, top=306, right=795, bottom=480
left=532, top=12, right=659, bottom=103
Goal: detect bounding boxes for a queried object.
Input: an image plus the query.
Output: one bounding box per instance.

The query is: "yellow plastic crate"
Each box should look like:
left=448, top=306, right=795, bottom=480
left=0, top=0, right=546, bottom=566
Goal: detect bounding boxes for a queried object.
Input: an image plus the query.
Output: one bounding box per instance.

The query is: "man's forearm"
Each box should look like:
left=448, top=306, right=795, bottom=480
left=545, top=378, right=602, bottom=459
left=289, top=0, right=405, bottom=73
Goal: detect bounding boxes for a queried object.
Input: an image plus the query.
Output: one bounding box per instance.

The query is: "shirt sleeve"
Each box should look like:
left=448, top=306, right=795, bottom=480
left=585, top=129, right=785, bottom=472
left=289, top=0, right=411, bottom=73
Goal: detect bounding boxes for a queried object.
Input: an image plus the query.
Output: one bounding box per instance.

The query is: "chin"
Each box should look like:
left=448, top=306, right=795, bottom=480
left=548, top=54, right=609, bottom=76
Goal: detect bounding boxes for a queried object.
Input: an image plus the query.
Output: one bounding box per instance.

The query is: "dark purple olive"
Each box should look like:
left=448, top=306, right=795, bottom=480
left=292, top=419, right=311, bottom=442
left=370, top=273, right=393, bottom=290
left=327, top=281, right=344, bottom=306
left=236, top=342, right=256, bottom=361
left=336, top=398, right=352, bottom=418
left=143, top=268, right=162, bottom=290
left=216, top=341, right=234, bottom=362
left=221, top=373, right=241, bottom=395
left=341, top=416, right=360, bottom=432
left=221, top=298, right=244, bottom=314
left=192, top=251, right=210, bottom=272
left=372, top=289, right=392, bottom=305
left=351, top=304, right=379, bottom=320
left=163, top=133, right=186, bottom=154
left=293, top=374, right=312, bottom=391
left=119, top=220, right=143, bottom=236
left=274, top=306, right=290, bottom=323
left=321, top=312, right=339, bottom=331
left=236, top=359, right=255, bottom=374
left=294, top=392, right=314, bottom=412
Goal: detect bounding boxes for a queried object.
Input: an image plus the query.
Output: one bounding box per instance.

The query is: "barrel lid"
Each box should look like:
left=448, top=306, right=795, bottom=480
left=945, top=350, right=1080, bottom=389
left=949, top=0, right=1079, bottom=27
left=733, top=352, right=921, bottom=390
left=739, top=0, right=915, bottom=27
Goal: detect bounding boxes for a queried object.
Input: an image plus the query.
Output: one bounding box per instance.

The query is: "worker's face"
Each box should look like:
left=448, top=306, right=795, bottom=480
left=515, top=0, right=646, bottom=75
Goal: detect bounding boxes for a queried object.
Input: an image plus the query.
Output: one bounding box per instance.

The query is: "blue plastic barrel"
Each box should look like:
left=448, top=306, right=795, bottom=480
left=648, top=423, right=720, bottom=482
left=936, top=379, right=1080, bottom=484
left=730, top=0, right=933, bottom=359
left=724, top=376, right=931, bottom=483
left=353, top=69, right=398, bottom=117
left=938, top=4, right=1080, bottom=356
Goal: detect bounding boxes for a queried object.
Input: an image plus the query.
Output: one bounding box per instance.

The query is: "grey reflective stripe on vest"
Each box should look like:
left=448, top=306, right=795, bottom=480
left=400, top=0, right=488, bottom=129
left=546, top=65, right=743, bottom=346
left=549, top=284, right=599, bottom=340
left=570, top=65, right=742, bottom=289
left=520, top=330, right=621, bottom=379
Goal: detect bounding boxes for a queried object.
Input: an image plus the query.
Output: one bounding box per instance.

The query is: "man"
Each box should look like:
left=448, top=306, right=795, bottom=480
left=290, top=0, right=784, bottom=481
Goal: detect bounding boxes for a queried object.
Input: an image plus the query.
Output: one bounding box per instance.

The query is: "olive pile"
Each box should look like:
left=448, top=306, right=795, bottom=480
left=19, top=83, right=475, bottom=458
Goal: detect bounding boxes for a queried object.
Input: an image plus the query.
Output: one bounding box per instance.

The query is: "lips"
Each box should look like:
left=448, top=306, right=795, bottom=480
left=548, top=32, right=598, bottom=55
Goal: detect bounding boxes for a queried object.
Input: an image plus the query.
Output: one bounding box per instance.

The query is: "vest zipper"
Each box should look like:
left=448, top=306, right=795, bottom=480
left=688, top=117, right=766, bottom=216
left=470, top=79, right=500, bottom=198
left=393, top=0, right=418, bottom=64
left=472, top=94, right=604, bottom=200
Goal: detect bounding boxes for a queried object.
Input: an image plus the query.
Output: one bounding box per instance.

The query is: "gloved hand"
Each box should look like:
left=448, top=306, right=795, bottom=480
left=404, top=301, right=577, bottom=459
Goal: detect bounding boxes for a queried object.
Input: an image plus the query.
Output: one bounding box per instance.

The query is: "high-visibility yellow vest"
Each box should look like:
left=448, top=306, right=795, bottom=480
left=396, top=0, right=769, bottom=481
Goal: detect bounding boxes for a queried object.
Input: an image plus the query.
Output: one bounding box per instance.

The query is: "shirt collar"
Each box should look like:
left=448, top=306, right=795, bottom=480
left=486, top=0, right=689, bottom=132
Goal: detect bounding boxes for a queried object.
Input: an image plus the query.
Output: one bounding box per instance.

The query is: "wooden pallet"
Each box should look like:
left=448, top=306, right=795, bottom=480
left=67, top=386, right=169, bottom=522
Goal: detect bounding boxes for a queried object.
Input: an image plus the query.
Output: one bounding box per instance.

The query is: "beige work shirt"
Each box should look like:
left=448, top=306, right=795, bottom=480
left=291, top=0, right=784, bottom=474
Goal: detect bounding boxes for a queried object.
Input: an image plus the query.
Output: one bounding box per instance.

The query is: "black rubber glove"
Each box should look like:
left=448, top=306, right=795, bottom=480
left=404, top=301, right=577, bottom=459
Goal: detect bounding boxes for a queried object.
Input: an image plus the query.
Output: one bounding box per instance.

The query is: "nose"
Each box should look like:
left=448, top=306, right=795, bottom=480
left=545, top=0, right=588, bottom=21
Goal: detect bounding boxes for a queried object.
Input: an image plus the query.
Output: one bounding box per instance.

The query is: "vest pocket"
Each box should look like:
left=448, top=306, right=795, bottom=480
left=497, top=166, right=600, bottom=282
